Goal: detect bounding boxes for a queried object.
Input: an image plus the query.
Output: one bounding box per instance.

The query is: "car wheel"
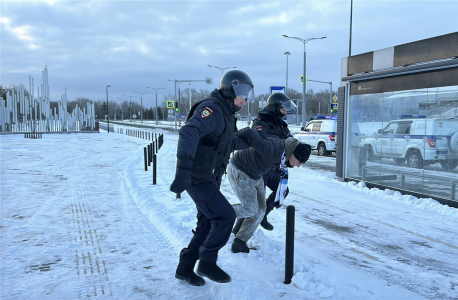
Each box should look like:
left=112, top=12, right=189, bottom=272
left=440, top=160, right=458, bottom=171
left=406, top=150, right=424, bottom=168
left=317, top=143, right=328, bottom=156
left=365, top=145, right=376, bottom=162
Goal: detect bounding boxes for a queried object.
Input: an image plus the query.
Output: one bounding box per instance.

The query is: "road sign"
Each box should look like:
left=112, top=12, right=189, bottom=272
left=166, top=101, right=175, bottom=109
left=270, top=86, right=285, bottom=94
left=300, top=76, right=308, bottom=83
left=332, top=103, right=338, bottom=109
left=333, top=95, right=338, bottom=101
left=133, top=114, right=137, bottom=119
left=168, top=109, right=174, bottom=114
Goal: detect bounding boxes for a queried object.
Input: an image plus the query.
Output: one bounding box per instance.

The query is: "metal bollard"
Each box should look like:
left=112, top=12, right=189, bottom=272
left=153, top=154, right=157, bottom=185
left=144, top=147, right=148, bottom=171
left=284, top=205, right=295, bottom=284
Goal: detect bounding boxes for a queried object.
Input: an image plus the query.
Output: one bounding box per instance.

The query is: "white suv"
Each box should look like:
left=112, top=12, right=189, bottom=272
left=295, top=116, right=337, bottom=156
left=362, top=115, right=458, bottom=170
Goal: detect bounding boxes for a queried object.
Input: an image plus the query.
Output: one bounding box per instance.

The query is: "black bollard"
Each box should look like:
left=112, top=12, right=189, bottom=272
left=153, top=154, right=157, bottom=185
left=284, top=205, right=295, bottom=284
left=155, top=138, right=158, bottom=153
left=144, top=147, right=148, bottom=171
left=147, top=144, right=151, bottom=166
left=150, top=142, right=153, bottom=163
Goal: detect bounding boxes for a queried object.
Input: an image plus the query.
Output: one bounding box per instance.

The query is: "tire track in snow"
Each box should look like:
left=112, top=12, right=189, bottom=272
left=121, top=145, right=183, bottom=252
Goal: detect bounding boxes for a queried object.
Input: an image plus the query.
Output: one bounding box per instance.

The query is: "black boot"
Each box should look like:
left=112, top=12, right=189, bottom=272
left=175, top=261, right=205, bottom=286
left=232, top=218, right=244, bottom=235
left=196, top=260, right=231, bottom=283
left=231, top=237, right=250, bottom=253
left=260, top=206, right=274, bottom=231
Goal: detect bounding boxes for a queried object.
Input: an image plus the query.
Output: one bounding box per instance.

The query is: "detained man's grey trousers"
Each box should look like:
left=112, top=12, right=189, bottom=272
left=227, top=163, right=266, bottom=243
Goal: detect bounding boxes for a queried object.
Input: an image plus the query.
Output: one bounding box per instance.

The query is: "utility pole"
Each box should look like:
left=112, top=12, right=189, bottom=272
left=134, top=91, right=148, bottom=124
left=124, top=95, right=136, bottom=122
left=168, top=78, right=212, bottom=130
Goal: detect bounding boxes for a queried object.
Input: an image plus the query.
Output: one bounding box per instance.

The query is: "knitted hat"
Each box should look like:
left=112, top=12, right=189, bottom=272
left=285, top=137, right=311, bottom=163
left=285, top=137, right=300, bottom=160
left=293, top=143, right=311, bottom=163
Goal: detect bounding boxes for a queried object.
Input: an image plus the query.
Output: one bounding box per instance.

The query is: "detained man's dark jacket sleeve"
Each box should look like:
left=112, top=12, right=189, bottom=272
left=235, top=127, right=278, bottom=156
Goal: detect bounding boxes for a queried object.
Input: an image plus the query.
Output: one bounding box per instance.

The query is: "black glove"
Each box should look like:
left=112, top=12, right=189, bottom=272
left=170, top=159, right=192, bottom=194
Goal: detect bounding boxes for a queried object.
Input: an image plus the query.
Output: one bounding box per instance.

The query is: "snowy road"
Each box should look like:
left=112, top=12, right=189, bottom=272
left=1, top=129, right=458, bottom=299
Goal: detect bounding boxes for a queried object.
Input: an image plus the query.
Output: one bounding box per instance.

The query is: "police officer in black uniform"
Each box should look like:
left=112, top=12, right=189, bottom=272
left=233, top=93, right=296, bottom=233
left=171, top=70, right=255, bottom=286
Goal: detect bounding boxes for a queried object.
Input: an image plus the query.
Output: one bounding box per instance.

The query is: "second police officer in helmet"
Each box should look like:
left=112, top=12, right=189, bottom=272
left=232, top=93, right=297, bottom=233
left=170, top=70, right=258, bottom=286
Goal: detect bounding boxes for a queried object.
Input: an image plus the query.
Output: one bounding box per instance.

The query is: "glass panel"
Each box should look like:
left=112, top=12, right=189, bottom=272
left=421, top=86, right=458, bottom=199
left=345, top=84, right=458, bottom=202
left=312, top=121, right=322, bottom=131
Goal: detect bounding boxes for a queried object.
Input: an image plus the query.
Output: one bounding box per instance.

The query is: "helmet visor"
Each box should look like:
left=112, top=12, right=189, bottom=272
left=281, top=99, right=297, bottom=113
left=231, top=80, right=255, bottom=103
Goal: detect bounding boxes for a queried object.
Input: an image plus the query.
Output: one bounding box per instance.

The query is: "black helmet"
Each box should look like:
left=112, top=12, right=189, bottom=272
left=219, top=70, right=255, bottom=104
left=265, top=93, right=297, bottom=115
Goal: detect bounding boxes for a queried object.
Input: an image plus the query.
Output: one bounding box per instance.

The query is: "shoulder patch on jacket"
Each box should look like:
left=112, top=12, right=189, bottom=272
left=256, top=125, right=263, bottom=131
left=201, top=107, right=213, bottom=118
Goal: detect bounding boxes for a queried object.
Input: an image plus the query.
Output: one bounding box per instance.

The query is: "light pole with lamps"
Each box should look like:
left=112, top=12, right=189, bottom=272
left=123, top=95, right=137, bottom=122
left=106, top=85, right=111, bottom=133
left=168, top=78, right=213, bottom=131
left=282, top=35, right=326, bottom=126
left=284, top=51, right=290, bottom=96
left=207, top=65, right=237, bottom=77
left=147, top=87, right=165, bottom=125
left=134, top=91, right=148, bottom=124
left=116, top=97, right=127, bottom=121
left=307, top=79, right=333, bottom=116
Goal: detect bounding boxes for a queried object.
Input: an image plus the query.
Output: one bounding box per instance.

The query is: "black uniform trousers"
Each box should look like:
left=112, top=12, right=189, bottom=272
left=180, top=181, right=236, bottom=264
left=263, top=170, right=289, bottom=208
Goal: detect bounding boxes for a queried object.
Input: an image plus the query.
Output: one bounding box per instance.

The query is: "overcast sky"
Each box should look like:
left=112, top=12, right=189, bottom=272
left=1, top=0, right=456, bottom=108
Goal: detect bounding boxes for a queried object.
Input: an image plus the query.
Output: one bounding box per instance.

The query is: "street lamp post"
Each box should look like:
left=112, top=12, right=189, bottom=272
left=106, top=85, right=111, bottom=133
left=147, top=87, right=165, bottom=125
left=124, top=95, right=137, bottom=122
left=134, top=91, right=148, bottom=124
left=168, top=78, right=212, bottom=130
left=283, top=35, right=326, bottom=126
left=207, top=65, right=237, bottom=77
left=284, top=51, right=290, bottom=96
left=116, top=97, right=127, bottom=121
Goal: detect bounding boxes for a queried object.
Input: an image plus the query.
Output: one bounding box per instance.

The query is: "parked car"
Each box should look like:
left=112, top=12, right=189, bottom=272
left=294, top=116, right=337, bottom=156
left=362, top=115, right=458, bottom=170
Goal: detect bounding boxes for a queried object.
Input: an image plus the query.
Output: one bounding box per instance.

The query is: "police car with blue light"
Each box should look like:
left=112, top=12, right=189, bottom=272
left=362, top=114, right=458, bottom=170
left=294, top=116, right=337, bottom=156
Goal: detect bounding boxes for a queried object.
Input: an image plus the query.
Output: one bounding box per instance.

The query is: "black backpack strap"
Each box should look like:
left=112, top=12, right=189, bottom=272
left=187, top=100, right=206, bottom=123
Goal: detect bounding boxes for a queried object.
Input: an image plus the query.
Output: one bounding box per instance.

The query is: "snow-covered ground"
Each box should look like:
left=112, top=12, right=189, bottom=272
left=1, top=126, right=458, bottom=300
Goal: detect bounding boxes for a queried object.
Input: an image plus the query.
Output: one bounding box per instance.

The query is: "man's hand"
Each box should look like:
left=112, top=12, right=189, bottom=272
left=170, top=168, right=191, bottom=194
left=170, top=159, right=193, bottom=194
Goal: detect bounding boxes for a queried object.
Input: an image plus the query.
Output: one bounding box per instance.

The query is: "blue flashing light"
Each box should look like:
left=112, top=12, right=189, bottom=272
left=315, top=116, right=326, bottom=119
left=330, top=116, right=337, bottom=120
left=399, top=114, right=413, bottom=118
left=418, top=115, right=426, bottom=118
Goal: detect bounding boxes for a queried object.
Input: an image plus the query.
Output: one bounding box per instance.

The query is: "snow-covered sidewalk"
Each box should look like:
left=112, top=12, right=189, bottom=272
left=1, top=130, right=457, bottom=300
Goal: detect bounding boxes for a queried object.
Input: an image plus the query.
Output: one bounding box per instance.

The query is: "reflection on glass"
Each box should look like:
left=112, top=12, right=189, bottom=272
left=345, top=86, right=458, bottom=201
